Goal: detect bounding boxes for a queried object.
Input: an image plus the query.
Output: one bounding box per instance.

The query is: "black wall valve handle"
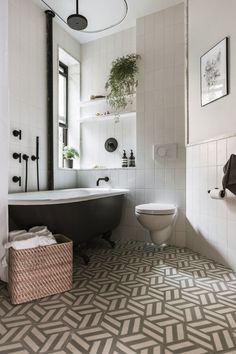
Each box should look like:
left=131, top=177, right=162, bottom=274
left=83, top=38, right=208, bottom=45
left=12, top=176, right=21, bottom=187
left=13, top=152, right=22, bottom=163
left=105, top=138, right=118, bottom=152
left=31, top=155, right=39, bottom=161
left=13, top=130, right=22, bottom=140
left=22, top=154, right=29, bottom=161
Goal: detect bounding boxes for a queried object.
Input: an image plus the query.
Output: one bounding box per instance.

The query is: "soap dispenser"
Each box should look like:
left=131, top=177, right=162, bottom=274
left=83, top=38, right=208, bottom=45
left=122, top=150, right=128, bottom=168
left=129, top=150, right=135, bottom=167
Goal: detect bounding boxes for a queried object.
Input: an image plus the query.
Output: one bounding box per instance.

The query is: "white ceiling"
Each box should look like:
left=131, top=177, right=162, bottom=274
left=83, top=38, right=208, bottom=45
left=35, top=0, right=184, bottom=44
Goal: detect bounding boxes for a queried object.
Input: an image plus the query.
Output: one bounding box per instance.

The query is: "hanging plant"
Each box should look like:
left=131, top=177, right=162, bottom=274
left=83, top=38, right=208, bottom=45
left=105, top=54, right=141, bottom=113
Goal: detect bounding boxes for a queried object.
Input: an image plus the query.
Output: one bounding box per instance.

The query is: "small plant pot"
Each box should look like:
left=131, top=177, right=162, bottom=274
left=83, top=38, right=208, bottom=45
left=64, top=159, right=73, bottom=169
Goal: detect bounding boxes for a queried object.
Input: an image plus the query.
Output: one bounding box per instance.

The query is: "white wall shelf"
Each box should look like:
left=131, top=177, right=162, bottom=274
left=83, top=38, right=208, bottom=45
left=80, top=97, right=107, bottom=107
left=79, top=111, right=136, bottom=123
left=80, top=93, right=136, bottom=108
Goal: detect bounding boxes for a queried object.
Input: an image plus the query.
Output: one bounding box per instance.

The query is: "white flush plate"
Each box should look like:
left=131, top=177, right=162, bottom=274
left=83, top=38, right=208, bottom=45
left=153, top=143, right=177, bottom=160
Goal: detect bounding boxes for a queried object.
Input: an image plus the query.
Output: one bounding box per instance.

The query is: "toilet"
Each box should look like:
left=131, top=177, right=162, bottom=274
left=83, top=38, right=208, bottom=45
left=135, top=203, right=177, bottom=246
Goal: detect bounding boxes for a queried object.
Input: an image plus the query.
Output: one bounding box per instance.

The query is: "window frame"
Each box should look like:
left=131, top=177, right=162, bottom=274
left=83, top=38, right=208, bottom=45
left=58, top=60, right=69, bottom=151
left=59, top=60, right=69, bottom=126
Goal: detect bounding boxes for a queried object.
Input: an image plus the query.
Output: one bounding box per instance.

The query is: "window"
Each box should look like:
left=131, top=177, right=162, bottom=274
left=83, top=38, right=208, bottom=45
left=58, top=47, right=80, bottom=170
left=58, top=61, right=68, bottom=168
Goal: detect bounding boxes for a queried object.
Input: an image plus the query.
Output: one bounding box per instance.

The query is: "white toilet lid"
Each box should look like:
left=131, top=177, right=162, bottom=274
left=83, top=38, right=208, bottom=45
left=135, top=203, right=176, bottom=215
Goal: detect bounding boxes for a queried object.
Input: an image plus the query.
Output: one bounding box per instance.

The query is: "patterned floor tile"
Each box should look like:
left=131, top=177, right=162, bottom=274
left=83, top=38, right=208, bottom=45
left=1, top=241, right=236, bottom=354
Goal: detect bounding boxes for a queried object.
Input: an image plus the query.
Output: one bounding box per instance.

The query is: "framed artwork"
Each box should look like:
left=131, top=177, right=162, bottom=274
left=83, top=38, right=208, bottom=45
left=200, top=37, right=229, bottom=106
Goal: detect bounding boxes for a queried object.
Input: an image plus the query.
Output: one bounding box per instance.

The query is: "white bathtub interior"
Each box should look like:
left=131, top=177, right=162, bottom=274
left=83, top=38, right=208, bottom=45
left=8, top=188, right=128, bottom=205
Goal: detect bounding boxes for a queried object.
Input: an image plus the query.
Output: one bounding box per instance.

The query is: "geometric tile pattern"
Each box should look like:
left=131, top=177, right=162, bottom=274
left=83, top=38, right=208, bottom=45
left=1, top=241, right=236, bottom=353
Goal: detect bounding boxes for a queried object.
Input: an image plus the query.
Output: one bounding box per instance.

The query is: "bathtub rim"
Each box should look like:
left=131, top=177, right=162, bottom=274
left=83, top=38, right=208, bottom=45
left=8, top=188, right=128, bottom=206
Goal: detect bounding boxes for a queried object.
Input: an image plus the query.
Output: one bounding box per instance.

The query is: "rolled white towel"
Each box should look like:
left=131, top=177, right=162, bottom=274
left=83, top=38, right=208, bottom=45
left=9, top=230, right=27, bottom=242
left=5, top=235, right=40, bottom=250
left=29, top=226, right=53, bottom=238
left=6, top=226, right=57, bottom=250
left=5, top=234, right=57, bottom=250
left=38, top=236, right=57, bottom=247
left=29, top=226, right=47, bottom=233
left=10, top=232, right=33, bottom=242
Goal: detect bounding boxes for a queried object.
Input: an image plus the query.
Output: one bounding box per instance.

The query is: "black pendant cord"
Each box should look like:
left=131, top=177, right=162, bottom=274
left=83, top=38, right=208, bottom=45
left=22, top=155, right=29, bottom=193
left=76, top=0, right=79, bottom=14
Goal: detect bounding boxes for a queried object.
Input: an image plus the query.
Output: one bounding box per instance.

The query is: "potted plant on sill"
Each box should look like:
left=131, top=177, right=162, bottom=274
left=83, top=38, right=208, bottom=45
left=105, top=53, right=141, bottom=120
left=63, top=146, right=79, bottom=169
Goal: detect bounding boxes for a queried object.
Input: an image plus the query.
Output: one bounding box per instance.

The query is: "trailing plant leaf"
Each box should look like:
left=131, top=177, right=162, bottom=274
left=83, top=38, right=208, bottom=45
left=105, top=54, right=141, bottom=112
left=63, top=146, right=80, bottom=160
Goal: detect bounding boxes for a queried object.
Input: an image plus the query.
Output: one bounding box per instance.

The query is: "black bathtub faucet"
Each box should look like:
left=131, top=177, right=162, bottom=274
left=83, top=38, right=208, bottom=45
left=96, top=176, right=109, bottom=186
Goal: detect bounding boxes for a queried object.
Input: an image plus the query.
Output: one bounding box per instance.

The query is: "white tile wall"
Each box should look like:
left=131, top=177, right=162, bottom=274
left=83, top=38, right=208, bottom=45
left=186, top=136, right=236, bottom=270
left=80, top=28, right=136, bottom=169
left=0, top=0, right=9, bottom=282
left=80, top=116, right=136, bottom=169
left=8, top=0, right=81, bottom=193
left=78, top=4, right=186, bottom=245
left=8, top=0, right=47, bottom=193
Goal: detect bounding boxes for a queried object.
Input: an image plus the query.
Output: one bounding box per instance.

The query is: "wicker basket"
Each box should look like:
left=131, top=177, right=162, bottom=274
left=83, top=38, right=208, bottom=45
left=8, top=234, right=73, bottom=304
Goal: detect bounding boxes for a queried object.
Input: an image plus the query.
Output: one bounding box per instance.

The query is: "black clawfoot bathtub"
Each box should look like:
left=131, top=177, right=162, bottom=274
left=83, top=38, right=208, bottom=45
left=8, top=188, right=127, bottom=245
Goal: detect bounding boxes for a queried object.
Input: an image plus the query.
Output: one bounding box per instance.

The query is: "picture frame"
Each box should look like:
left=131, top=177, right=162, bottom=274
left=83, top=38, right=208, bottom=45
left=200, top=37, right=229, bottom=107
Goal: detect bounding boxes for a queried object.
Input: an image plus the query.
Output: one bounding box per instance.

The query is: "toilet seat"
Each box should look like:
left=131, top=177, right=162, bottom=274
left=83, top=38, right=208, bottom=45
left=135, top=203, right=176, bottom=215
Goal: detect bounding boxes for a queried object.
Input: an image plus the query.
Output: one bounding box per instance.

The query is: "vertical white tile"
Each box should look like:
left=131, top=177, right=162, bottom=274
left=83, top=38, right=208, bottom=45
left=227, top=220, right=236, bottom=251
left=199, top=143, right=208, bottom=167
left=118, top=170, right=128, bottom=188
left=145, top=169, right=155, bottom=189
left=165, top=168, right=175, bottom=189
left=217, top=139, right=227, bottom=166
left=76, top=5, right=186, bottom=246
left=227, top=136, right=236, bottom=159
left=175, top=169, right=186, bottom=189
left=128, top=170, right=136, bottom=189
left=136, top=169, right=145, bottom=189
left=155, top=169, right=165, bottom=188
left=208, top=142, right=217, bottom=167
left=135, top=189, right=145, bottom=206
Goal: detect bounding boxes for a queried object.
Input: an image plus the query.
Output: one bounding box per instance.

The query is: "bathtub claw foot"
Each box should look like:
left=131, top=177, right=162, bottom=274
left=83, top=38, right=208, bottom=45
left=79, top=251, right=89, bottom=265
left=82, top=254, right=90, bottom=265
left=102, top=231, right=115, bottom=248
left=110, top=240, right=115, bottom=248
left=75, top=244, right=90, bottom=265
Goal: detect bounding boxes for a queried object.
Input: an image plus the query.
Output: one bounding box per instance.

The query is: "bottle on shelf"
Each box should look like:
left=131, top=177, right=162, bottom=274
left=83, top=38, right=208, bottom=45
left=129, top=150, right=135, bottom=167
left=122, top=150, right=128, bottom=168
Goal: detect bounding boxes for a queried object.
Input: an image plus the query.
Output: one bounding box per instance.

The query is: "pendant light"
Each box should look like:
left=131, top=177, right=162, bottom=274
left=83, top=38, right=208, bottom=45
left=67, top=0, right=88, bottom=31
left=41, top=0, right=128, bottom=33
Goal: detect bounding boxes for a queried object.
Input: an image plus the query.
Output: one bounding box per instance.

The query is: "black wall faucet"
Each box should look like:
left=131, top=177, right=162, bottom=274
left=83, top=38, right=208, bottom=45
left=96, top=176, right=109, bottom=186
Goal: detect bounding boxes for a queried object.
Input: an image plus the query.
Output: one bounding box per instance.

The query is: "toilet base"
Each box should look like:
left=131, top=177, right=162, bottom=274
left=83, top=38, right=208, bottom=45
left=135, top=206, right=177, bottom=248
left=150, top=225, right=173, bottom=246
